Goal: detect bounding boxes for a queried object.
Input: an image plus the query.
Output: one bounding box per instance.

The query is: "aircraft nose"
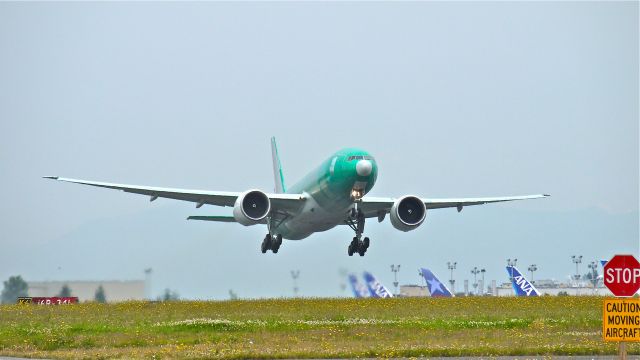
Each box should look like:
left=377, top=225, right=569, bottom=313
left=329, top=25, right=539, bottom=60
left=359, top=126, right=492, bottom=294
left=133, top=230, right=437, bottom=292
left=356, top=160, right=372, bottom=177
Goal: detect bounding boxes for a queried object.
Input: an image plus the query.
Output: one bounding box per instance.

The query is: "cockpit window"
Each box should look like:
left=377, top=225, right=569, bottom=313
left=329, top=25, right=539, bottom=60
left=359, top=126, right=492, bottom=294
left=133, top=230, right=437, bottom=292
left=347, top=155, right=374, bottom=161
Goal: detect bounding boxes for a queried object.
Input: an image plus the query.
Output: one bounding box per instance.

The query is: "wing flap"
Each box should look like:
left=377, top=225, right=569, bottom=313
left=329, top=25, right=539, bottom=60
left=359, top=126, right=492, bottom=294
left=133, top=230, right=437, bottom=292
left=422, top=194, right=550, bottom=210
left=45, top=176, right=239, bottom=206
left=359, top=194, right=549, bottom=218
left=44, top=176, right=306, bottom=214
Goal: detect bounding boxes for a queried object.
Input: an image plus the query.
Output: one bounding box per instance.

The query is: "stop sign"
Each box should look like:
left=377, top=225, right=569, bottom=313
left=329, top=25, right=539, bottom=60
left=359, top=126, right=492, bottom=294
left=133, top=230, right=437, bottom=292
left=604, top=254, right=640, bottom=297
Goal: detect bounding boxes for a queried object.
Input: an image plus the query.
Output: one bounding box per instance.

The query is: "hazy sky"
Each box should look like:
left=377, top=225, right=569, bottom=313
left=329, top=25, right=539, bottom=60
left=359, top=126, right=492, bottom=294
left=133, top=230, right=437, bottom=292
left=1, top=2, right=637, bottom=299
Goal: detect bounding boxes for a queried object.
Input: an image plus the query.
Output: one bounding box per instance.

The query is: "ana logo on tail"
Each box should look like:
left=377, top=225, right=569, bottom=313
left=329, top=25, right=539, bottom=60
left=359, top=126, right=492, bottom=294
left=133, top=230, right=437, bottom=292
left=362, top=272, right=393, bottom=298
left=506, top=266, right=540, bottom=296
left=420, top=268, right=453, bottom=297
left=348, top=274, right=370, bottom=298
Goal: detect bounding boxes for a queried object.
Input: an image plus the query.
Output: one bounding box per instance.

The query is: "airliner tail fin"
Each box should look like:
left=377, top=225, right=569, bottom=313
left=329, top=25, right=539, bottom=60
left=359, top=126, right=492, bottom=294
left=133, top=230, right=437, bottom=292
left=271, top=137, right=286, bottom=193
left=348, top=274, right=370, bottom=298
left=420, top=268, right=453, bottom=297
left=363, top=272, right=393, bottom=298
left=506, top=266, right=540, bottom=296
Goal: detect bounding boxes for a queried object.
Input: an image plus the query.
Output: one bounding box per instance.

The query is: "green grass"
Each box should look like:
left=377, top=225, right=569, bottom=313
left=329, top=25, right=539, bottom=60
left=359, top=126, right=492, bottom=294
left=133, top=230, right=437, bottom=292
left=0, top=296, right=636, bottom=359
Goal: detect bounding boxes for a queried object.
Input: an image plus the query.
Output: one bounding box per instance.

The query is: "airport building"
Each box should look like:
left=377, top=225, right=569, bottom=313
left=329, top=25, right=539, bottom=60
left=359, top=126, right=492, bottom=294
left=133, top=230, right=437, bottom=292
left=27, top=280, right=145, bottom=302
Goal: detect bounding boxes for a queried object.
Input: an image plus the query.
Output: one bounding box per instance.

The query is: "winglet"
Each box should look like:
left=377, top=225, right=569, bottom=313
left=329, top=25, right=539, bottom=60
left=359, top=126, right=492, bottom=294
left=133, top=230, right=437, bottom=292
left=271, top=137, right=286, bottom=194
left=43, top=176, right=59, bottom=180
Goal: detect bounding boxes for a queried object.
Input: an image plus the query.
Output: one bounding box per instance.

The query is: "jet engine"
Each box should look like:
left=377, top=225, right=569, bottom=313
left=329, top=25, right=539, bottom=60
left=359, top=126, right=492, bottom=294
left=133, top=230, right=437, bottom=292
left=389, top=195, right=427, bottom=231
left=233, top=190, right=271, bottom=226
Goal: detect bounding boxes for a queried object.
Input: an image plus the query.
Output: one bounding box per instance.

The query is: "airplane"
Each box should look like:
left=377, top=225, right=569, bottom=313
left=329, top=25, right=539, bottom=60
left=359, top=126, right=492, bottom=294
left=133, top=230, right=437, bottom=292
left=348, top=274, right=370, bottom=298
left=420, top=268, right=453, bottom=297
left=44, top=137, right=549, bottom=256
left=506, top=266, right=540, bottom=296
left=362, top=272, right=393, bottom=298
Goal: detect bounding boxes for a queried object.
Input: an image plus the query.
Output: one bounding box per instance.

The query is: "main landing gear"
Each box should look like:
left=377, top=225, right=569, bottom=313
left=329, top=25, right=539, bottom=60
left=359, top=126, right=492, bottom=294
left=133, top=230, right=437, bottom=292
left=261, top=233, right=282, bottom=254
left=346, top=207, right=370, bottom=257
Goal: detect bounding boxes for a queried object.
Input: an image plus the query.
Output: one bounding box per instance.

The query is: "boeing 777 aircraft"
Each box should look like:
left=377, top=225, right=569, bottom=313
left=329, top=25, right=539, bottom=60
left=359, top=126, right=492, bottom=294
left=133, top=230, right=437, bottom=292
left=45, top=137, right=548, bottom=256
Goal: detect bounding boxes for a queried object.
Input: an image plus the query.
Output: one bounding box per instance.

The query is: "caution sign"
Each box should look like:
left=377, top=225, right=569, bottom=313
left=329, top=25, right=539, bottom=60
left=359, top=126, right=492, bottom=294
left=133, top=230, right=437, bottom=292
left=603, top=299, right=640, bottom=342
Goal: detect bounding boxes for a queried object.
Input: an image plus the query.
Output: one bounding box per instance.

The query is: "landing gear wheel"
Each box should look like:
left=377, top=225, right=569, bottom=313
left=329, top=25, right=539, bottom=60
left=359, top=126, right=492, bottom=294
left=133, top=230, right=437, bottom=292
left=261, top=234, right=271, bottom=254
left=348, top=243, right=354, bottom=256
left=358, top=246, right=366, bottom=256
left=363, top=237, right=370, bottom=249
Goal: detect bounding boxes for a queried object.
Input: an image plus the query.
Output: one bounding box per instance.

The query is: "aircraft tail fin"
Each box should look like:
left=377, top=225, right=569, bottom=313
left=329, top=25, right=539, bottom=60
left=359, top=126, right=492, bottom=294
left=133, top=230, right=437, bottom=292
left=348, top=274, right=370, bottom=298
left=363, top=271, right=393, bottom=298
left=506, top=266, right=540, bottom=296
left=600, top=259, right=608, bottom=267
left=420, top=268, right=453, bottom=297
left=271, top=137, right=286, bottom=194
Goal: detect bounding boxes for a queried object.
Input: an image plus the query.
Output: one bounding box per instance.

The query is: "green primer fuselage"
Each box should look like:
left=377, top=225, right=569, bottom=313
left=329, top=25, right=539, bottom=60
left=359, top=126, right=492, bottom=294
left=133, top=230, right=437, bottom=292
left=276, top=148, right=378, bottom=240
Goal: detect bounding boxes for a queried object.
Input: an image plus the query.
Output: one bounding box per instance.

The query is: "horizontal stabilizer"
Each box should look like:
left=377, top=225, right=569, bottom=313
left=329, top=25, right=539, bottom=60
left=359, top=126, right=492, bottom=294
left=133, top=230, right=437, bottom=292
left=187, top=215, right=237, bottom=222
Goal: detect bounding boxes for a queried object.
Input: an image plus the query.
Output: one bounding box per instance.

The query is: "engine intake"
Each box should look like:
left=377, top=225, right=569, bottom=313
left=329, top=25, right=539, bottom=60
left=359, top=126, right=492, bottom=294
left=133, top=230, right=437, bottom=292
left=390, top=195, right=427, bottom=231
left=233, top=190, right=271, bottom=226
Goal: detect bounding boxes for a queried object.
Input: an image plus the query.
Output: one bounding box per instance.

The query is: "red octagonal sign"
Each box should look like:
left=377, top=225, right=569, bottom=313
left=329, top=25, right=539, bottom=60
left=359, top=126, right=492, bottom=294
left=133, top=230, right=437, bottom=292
left=604, top=254, right=640, bottom=297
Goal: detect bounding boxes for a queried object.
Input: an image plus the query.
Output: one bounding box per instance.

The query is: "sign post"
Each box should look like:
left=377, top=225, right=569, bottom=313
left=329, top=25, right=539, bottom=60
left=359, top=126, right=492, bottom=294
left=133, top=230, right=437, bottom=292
left=602, top=254, right=640, bottom=359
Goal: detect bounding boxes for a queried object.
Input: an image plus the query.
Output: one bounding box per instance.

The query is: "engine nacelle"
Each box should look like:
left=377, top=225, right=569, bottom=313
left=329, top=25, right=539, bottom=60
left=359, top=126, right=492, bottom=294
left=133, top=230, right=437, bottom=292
left=233, top=190, right=271, bottom=226
left=389, top=195, right=427, bottom=232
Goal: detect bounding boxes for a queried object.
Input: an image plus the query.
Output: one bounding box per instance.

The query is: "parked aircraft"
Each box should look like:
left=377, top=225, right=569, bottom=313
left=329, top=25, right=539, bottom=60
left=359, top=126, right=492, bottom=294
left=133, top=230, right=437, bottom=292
left=363, top=272, right=393, bottom=298
left=348, top=274, right=370, bottom=298
left=506, top=266, right=540, bottom=296
left=420, top=268, right=453, bottom=297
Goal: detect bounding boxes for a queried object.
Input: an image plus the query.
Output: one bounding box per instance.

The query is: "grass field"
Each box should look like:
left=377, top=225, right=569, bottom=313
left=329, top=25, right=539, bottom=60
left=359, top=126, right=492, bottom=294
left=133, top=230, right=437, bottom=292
left=0, top=296, right=637, bottom=359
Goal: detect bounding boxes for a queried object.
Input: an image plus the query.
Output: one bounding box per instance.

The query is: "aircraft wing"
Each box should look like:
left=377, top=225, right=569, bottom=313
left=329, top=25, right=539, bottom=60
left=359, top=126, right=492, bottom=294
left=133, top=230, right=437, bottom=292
left=360, top=194, right=549, bottom=219
left=43, top=177, right=305, bottom=214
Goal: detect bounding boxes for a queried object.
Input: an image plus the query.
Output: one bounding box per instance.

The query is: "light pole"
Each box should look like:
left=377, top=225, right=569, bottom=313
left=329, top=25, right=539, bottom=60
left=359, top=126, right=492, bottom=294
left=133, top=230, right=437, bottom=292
left=391, top=264, right=401, bottom=295
left=471, top=267, right=480, bottom=296
left=447, top=262, right=457, bottom=294
left=480, top=268, right=486, bottom=296
left=290, top=270, right=300, bottom=297
left=587, top=261, right=598, bottom=292
left=572, top=255, right=582, bottom=295
left=144, top=268, right=152, bottom=300
left=528, top=264, right=538, bottom=284
left=339, top=268, right=348, bottom=294
left=507, top=258, right=518, bottom=282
